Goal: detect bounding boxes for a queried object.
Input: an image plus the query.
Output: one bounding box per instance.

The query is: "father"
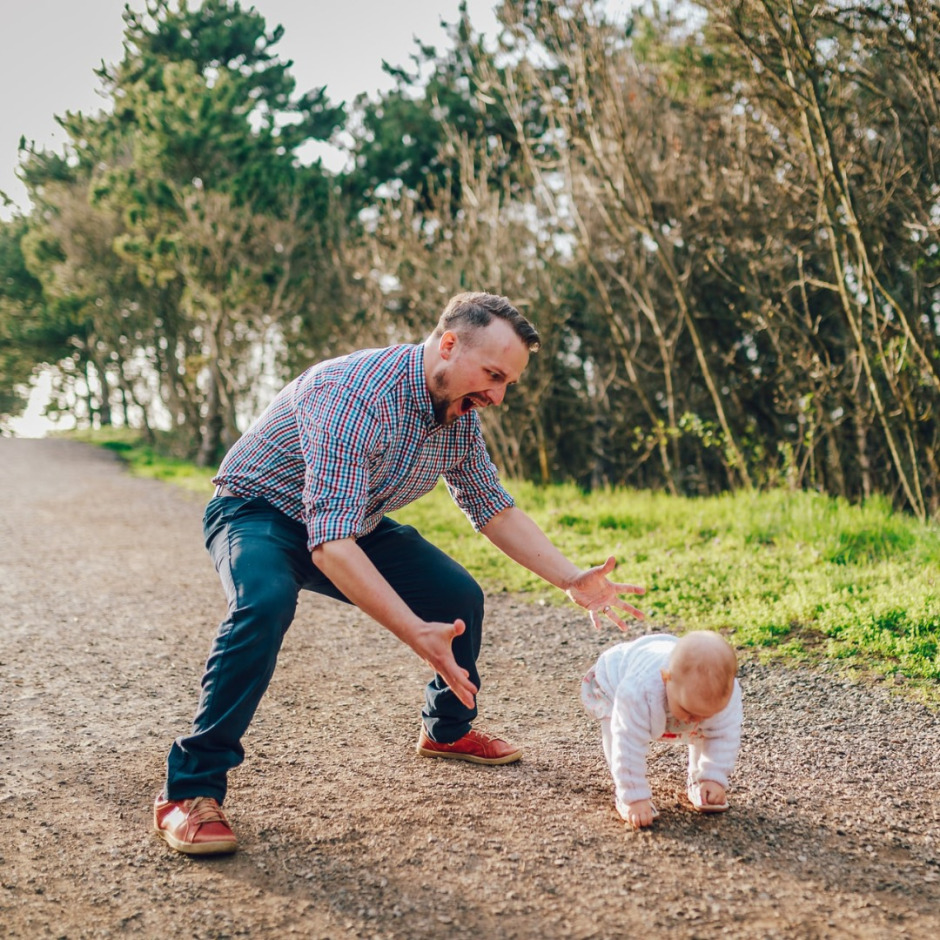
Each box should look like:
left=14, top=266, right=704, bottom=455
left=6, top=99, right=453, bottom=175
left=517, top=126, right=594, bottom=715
left=154, top=291, right=644, bottom=854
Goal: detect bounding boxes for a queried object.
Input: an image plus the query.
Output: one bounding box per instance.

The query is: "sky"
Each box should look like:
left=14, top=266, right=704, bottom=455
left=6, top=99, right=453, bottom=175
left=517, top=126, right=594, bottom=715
left=0, top=0, right=502, bottom=220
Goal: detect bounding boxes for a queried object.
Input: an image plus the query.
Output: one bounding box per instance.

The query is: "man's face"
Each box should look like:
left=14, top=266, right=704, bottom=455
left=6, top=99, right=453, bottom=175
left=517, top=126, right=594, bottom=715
left=429, top=318, right=530, bottom=426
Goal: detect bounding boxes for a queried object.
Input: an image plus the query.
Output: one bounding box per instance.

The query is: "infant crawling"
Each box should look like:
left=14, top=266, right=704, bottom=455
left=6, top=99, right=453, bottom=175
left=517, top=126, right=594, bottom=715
left=581, top=631, right=742, bottom=829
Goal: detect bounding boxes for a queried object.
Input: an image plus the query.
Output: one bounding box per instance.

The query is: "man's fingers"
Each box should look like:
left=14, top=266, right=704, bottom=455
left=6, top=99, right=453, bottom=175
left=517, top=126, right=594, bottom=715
left=452, top=689, right=475, bottom=710
left=611, top=582, right=646, bottom=595
left=609, top=613, right=630, bottom=633
left=602, top=604, right=645, bottom=630
left=421, top=620, right=475, bottom=709
left=446, top=669, right=477, bottom=709
left=444, top=622, right=474, bottom=708
left=588, top=602, right=644, bottom=632
left=618, top=603, right=645, bottom=621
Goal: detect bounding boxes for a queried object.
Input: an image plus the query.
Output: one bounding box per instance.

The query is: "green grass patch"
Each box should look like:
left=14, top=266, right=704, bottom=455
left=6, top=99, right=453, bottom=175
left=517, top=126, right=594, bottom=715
left=63, top=427, right=216, bottom=495
left=390, top=482, right=940, bottom=700
left=67, top=430, right=940, bottom=702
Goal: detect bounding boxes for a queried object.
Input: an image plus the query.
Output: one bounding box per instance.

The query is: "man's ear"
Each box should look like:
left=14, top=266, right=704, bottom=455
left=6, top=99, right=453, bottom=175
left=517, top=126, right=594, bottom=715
left=439, top=330, right=458, bottom=359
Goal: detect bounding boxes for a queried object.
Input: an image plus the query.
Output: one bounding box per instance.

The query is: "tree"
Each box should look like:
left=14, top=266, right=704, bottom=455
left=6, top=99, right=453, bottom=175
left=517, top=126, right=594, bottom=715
left=14, top=0, right=346, bottom=462
left=343, top=1, right=525, bottom=215
left=0, top=216, right=51, bottom=429
left=705, top=0, right=940, bottom=518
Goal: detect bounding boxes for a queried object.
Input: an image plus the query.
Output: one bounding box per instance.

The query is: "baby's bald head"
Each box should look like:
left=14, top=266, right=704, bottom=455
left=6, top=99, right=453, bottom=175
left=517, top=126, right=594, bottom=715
left=663, top=631, right=737, bottom=721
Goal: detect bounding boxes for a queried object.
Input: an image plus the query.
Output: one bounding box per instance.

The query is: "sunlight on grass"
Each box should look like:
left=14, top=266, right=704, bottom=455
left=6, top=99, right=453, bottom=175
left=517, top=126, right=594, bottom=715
left=69, top=430, right=940, bottom=701
left=391, top=481, right=940, bottom=699
left=64, top=428, right=216, bottom=494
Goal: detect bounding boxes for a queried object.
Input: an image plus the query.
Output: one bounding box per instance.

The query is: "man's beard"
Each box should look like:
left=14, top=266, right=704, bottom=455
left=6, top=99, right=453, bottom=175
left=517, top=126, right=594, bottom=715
left=430, top=391, right=454, bottom=425
left=429, top=372, right=455, bottom=426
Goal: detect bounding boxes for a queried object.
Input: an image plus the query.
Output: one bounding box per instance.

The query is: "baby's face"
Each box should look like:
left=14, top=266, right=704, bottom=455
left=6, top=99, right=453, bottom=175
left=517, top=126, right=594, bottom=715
left=663, top=673, right=729, bottom=724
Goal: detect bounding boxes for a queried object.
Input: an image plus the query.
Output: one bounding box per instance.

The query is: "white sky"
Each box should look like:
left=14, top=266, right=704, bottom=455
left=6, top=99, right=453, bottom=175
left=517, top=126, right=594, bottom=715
left=0, top=0, right=502, bottom=219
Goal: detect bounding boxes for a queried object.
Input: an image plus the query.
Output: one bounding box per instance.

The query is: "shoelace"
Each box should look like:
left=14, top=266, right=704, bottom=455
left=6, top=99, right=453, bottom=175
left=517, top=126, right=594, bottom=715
left=186, top=797, right=227, bottom=826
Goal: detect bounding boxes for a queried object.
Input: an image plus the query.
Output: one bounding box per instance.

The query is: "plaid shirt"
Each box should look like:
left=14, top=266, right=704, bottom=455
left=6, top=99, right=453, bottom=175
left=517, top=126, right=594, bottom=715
left=214, top=343, right=514, bottom=550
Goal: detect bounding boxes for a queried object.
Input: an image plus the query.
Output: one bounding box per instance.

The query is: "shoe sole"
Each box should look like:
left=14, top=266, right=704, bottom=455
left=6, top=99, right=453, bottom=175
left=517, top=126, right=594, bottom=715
left=415, top=744, right=522, bottom=765
left=154, top=825, right=238, bottom=856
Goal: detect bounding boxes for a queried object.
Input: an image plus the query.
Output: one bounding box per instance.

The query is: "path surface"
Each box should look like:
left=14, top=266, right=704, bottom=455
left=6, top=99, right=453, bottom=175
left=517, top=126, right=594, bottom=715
left=1, top=437, right=938, bottom=939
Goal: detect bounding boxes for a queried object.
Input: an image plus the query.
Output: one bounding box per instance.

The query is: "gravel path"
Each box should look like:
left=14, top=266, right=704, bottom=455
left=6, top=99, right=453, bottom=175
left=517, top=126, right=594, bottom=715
left=1, top=437, right=938, bottom=939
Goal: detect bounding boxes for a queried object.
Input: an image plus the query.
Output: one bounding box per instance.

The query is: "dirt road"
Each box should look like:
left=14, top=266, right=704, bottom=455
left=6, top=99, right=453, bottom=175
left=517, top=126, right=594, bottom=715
left=1, top=437, right=938, bottom=939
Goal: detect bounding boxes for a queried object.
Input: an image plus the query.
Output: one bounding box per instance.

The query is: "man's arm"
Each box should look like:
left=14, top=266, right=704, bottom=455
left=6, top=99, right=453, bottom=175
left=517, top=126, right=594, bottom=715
left=481, top=506, right=645, bottom=629
left=311, top=537, right=478, bottom=709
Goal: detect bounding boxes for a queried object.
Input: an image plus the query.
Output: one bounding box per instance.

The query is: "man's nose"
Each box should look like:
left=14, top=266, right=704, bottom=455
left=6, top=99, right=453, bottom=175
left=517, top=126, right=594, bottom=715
left=486, top=386, right=506, bottom=406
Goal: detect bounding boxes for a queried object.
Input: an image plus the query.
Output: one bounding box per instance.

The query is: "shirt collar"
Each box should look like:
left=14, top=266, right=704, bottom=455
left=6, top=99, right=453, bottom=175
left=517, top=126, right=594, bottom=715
left=407, top=343, right=438, bottom=430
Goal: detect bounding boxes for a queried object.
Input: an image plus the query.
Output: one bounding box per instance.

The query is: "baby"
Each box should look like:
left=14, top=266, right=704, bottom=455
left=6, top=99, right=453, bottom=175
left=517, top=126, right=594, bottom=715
left=581, top=631, right=742, bottom=829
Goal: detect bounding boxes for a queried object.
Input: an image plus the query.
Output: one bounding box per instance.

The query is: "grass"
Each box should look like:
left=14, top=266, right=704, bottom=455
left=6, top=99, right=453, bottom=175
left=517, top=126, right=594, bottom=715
left=393, top=481, right=940, bottom=697
left=65, top=427, right=218, bottom=494
left=67, top=429, right=940, bottom=704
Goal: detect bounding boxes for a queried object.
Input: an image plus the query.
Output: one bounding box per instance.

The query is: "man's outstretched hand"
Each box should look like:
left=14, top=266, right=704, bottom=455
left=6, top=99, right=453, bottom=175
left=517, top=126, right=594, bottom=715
left=410, top=617, right=478, bottom=709
left=564, top=555, right=645, bottom=631
left=310, top=537, right=479, bottom=710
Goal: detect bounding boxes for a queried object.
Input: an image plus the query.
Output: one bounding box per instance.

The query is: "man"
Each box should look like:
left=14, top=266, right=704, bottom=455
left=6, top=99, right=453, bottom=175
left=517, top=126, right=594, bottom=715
left=154, top=291, right=644, bottom=855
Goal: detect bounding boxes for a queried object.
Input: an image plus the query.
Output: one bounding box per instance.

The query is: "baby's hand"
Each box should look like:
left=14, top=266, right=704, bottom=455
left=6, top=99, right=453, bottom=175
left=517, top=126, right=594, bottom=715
left=688, top=780, right=729, bottom=813
left=624, top=799, right=657, bottom=829
left=698, top=781, right=727, bottom=806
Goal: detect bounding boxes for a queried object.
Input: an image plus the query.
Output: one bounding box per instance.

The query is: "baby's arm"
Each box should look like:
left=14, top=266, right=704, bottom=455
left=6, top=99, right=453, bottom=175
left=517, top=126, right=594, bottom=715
left=620, top=798, right=659, bottom=829
left=687, top=681, right=743, bottom=800
left=609, top=693, right=656, bottom=827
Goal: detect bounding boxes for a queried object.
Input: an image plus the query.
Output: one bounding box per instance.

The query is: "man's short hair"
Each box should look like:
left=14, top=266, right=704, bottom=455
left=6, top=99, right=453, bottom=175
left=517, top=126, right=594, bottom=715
left=435, top=292, right=541, bottom=352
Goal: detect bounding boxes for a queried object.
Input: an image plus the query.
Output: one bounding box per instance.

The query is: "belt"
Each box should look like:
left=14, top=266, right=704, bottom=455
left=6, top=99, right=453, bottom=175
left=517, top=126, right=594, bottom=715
left=214, top=484, right=239, bottom=498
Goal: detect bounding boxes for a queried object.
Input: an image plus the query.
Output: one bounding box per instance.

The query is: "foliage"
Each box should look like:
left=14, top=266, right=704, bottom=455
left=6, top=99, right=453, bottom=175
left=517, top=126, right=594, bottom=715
left=0, top=216, right=49, bottom=421
left=342, top=3, right=526, bottom=213
left=392, top=477, right=940, bottom=699
left=4, top=0, right=940, bottom=525
left=4, top=0, right=344, bottom=462
left=457, top=0, right=940, bottom=515
left=64, top=426, right=217, bottom=493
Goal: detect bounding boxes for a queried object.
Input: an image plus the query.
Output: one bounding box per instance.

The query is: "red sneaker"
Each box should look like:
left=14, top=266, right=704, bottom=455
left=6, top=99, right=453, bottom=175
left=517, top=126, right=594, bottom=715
left=416, top=727, right=522, bottom=765
left=153, top=794, right=238, bottom=855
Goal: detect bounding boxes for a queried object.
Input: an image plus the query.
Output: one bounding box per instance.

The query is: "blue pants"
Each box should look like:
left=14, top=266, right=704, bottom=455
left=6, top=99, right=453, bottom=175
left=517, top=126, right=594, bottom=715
left=164, top=495, right=484, bottom=803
